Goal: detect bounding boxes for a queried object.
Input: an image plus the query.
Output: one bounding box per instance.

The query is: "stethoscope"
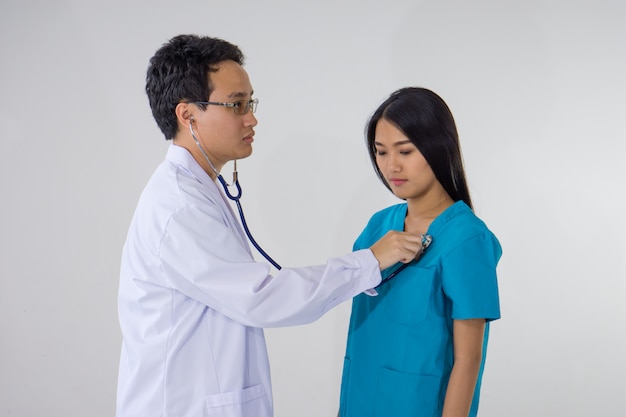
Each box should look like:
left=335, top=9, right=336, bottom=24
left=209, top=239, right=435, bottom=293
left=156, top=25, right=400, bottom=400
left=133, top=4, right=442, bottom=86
left=374, top=233, right=433, bottom=289
left=188, top=119, right=433, bottom=285
left=189, top=120, right=282, bottom=270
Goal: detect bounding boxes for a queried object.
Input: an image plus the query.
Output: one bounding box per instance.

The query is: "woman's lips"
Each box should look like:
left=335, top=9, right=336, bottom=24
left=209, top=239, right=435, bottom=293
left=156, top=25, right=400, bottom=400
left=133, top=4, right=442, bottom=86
left=389, top=178, right=407, bottom=186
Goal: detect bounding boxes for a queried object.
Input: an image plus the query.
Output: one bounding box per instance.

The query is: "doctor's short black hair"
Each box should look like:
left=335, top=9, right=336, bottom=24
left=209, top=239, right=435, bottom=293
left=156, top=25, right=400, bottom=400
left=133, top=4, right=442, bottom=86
left=146, top=34, right=245, bottom=140
left=365, top=87, right=473, bottom=209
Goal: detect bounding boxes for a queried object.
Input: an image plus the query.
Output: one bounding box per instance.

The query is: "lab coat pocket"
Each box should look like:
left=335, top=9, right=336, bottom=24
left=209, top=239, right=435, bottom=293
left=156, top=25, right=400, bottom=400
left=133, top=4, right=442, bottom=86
left=373, top=367, right=441, bottom=417
left=205, top=383, right=269, bottom=417
left=384, top=266, right=435, bottom=326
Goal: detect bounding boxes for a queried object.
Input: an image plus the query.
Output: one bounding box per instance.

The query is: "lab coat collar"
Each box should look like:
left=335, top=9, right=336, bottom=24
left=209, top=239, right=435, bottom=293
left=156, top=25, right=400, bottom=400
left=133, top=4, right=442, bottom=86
left=165, top=144, right=252, bottom=256
left=166, top=144, right=216, bottom=187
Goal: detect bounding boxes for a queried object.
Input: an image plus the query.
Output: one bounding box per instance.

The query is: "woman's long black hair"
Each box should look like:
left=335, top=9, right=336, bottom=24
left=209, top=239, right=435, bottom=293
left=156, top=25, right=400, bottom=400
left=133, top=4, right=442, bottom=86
left=366, top=87, right=473, bottom=209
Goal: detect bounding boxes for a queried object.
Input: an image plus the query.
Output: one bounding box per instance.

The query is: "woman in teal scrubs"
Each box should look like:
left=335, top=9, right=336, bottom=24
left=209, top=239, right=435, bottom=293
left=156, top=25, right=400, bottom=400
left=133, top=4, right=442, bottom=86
left=339, top=88, right=501, bottom=417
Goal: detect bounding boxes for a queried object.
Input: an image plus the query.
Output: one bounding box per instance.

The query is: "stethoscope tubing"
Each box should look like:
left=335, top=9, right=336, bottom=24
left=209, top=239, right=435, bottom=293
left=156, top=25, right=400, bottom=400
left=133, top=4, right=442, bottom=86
left=217, top=173, right=242, bottom=200
left=190, top=120, right=282, bottom=270
left=375, top=262, right=412, bottom=289
left=217, top=175, right=282, bottom=270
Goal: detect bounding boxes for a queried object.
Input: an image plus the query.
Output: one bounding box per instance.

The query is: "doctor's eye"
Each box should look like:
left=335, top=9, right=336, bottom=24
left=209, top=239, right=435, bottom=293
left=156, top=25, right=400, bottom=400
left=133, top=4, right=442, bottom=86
left=233, top=99, right=258, bottom=115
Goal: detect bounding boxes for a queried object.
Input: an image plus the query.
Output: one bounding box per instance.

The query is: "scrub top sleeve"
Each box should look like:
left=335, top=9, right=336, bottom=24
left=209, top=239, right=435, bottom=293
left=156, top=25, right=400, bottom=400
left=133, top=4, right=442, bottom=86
left=441, top=232, right=502, bottom=321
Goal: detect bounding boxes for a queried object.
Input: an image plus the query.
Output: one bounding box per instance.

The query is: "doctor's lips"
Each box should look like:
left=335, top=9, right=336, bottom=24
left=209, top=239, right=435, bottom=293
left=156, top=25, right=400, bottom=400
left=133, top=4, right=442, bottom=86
left=243, top=132, right=255, bottom=143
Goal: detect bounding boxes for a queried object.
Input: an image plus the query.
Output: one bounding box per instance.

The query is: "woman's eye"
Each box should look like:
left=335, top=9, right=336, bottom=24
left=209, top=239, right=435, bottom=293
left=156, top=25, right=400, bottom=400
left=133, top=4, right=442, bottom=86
left=400, top=150, right=413, bottom=155
left=375, top=150, right=387, bottom=156
left=233, top=101, right=243, bottom=108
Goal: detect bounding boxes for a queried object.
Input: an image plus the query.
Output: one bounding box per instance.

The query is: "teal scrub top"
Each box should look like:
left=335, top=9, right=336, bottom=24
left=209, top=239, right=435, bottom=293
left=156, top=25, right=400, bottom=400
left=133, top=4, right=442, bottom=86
left=339, top=201, right=501, bottom=417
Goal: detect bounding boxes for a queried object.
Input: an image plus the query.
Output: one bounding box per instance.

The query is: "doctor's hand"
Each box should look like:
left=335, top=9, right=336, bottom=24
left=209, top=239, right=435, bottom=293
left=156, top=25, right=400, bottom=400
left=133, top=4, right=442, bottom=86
left=369, top=231, right=426, bottom=271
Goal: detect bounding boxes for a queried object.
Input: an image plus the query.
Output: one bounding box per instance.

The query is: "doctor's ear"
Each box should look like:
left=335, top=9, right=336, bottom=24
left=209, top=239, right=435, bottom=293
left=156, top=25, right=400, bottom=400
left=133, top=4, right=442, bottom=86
left=175, top=102, right=195, bottom=125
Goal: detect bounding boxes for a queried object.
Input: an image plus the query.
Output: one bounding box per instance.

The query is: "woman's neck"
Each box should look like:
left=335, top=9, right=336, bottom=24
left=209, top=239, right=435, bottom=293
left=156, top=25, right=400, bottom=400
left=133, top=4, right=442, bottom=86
left=404, top=194, right=454, bottom=234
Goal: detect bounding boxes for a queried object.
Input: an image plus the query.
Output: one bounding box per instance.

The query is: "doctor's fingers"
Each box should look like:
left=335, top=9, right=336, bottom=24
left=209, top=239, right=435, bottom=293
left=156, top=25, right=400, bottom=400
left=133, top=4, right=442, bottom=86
left=369, top=231, right=424, bottom=271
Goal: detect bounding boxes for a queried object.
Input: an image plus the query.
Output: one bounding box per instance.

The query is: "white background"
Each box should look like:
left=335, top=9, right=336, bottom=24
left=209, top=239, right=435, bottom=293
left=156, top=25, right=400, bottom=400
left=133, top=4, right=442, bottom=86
left=1, top=1, right=625, bottom=416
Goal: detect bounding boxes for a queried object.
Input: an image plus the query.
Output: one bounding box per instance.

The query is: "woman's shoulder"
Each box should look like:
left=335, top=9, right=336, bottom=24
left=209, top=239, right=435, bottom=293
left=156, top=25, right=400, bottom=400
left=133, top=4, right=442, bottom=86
left=369, top=203, right=407, bottom=223
left=433, top=201, right=501, bottom=255
left=437, top=202, right=493, bottom=234
left=353, top=203, right=407, bottom=250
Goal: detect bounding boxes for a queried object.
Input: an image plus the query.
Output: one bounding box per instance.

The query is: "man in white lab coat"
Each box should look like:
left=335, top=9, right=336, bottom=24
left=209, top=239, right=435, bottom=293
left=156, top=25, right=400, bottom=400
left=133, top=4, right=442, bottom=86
left=116, top=34, right=424, bottom=417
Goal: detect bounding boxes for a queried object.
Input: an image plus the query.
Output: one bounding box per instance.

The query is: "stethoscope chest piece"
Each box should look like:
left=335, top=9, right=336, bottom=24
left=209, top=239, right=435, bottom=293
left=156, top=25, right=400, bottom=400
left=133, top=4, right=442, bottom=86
left=375, top=233, right=433, bottom=289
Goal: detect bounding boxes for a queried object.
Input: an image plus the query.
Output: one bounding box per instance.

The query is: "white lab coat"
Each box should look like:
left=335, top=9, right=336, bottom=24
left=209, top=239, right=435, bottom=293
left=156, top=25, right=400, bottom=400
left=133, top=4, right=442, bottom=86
left=116, top=145, right=381, bottom=417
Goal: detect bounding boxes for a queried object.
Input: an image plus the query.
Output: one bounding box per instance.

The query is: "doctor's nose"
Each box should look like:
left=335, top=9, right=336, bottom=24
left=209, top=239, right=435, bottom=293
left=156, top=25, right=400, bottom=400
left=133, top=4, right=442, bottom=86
left=243, top=110, right=258, bottom=127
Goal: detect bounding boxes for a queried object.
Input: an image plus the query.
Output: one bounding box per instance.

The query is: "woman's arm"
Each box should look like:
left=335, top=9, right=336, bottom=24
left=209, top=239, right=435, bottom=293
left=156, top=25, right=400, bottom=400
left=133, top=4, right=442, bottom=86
left=441, top=318, right=486, bottom=417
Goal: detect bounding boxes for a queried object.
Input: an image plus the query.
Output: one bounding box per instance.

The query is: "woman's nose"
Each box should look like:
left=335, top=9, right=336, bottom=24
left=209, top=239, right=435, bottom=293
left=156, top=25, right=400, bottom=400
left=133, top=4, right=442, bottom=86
left=388, top=154, right=401, bottom=172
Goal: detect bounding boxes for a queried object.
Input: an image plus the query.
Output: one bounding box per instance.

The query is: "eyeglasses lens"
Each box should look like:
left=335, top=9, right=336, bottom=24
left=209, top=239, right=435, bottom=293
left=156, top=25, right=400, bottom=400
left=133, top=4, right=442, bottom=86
left=236, top=99, right=257, bottom=115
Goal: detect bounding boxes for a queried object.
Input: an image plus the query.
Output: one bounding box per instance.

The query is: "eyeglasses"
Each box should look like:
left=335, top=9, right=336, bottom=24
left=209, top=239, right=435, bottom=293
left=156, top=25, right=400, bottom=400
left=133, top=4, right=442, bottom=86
left=192, top=98, right=259, bottom=115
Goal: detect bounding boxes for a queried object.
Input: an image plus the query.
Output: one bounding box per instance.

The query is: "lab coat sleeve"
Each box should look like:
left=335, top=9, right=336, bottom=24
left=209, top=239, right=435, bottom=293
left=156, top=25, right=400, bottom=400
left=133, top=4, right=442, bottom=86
left=159, top=202, right=381, bottom=328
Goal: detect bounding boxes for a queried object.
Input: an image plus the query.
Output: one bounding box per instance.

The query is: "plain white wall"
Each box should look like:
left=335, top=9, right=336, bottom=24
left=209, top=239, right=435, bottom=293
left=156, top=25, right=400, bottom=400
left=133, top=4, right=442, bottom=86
left=1, top=0, right=625, bottom=416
